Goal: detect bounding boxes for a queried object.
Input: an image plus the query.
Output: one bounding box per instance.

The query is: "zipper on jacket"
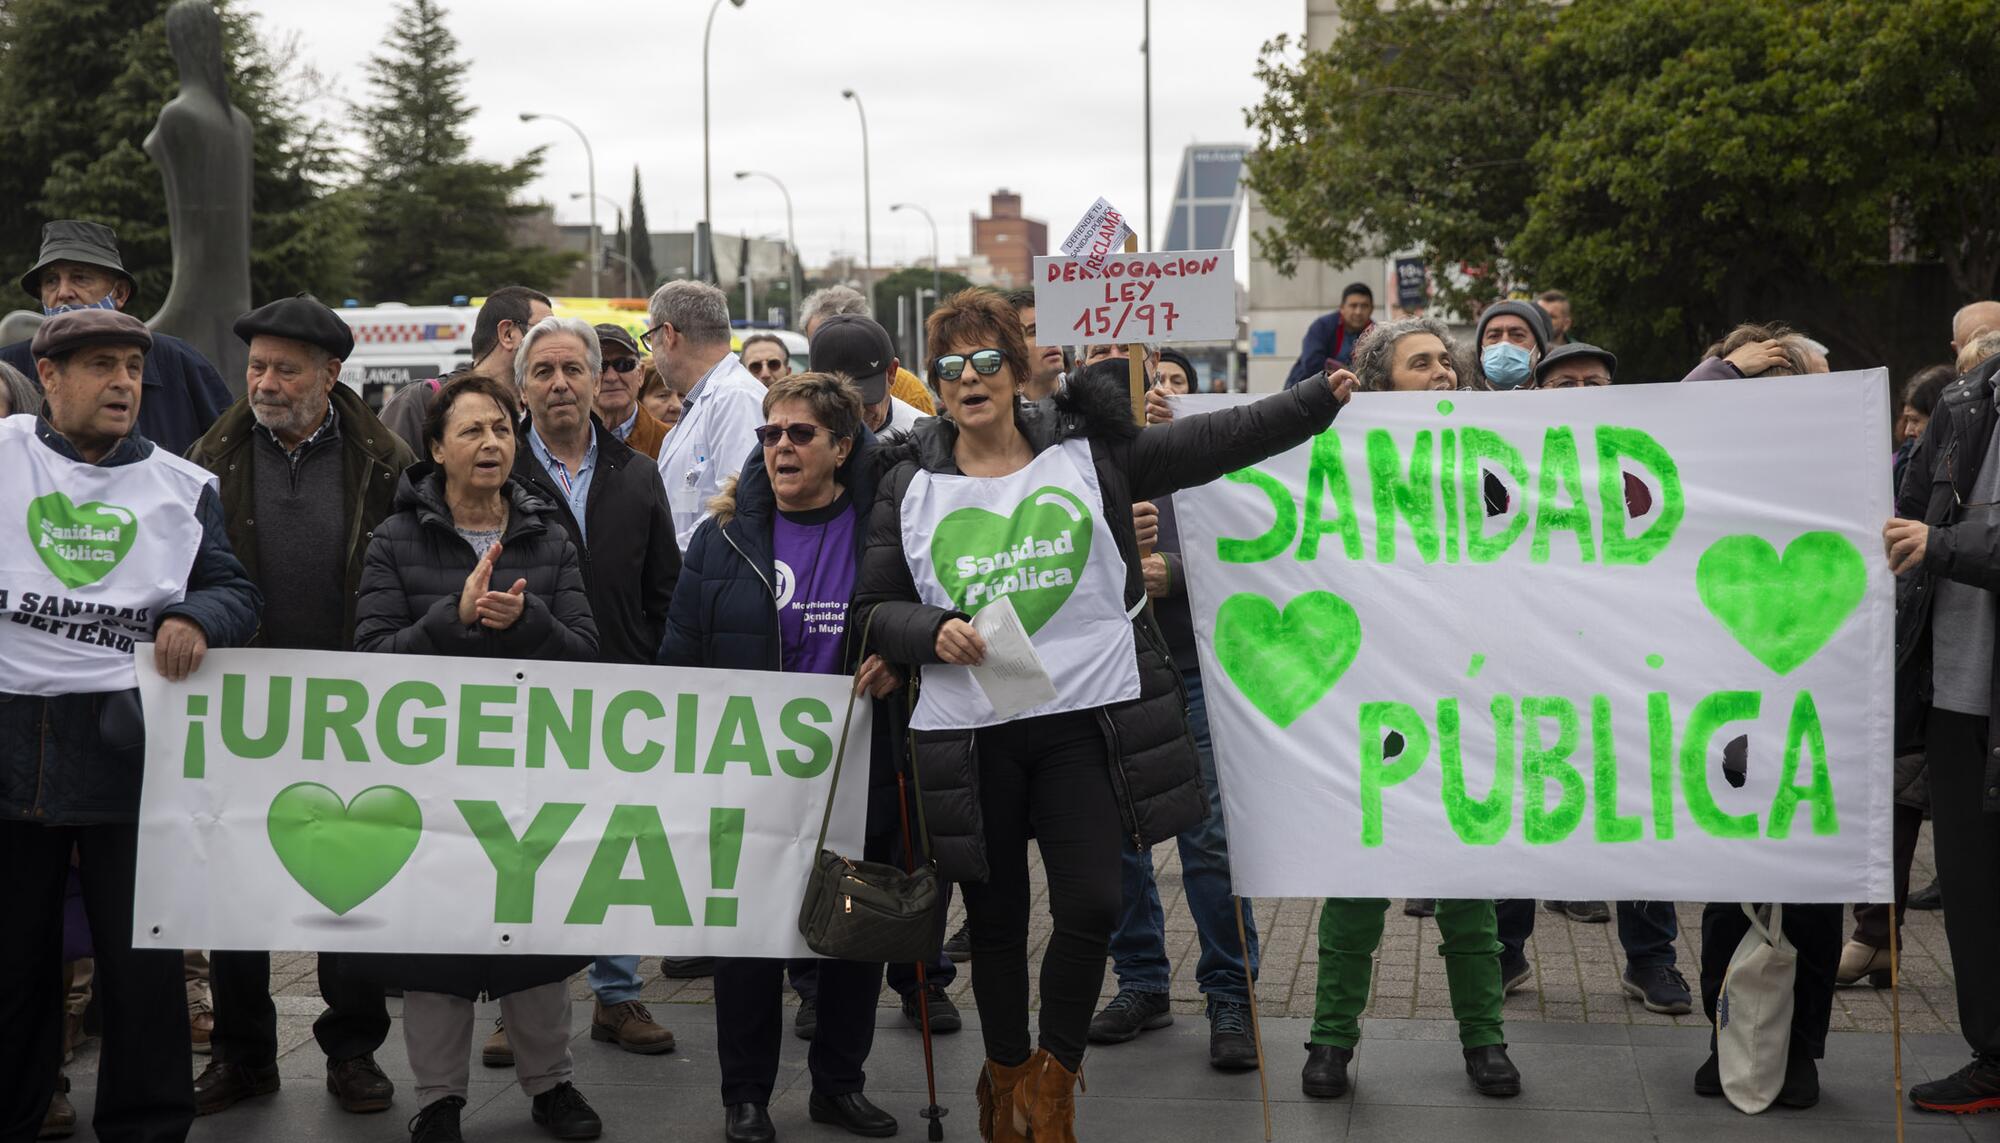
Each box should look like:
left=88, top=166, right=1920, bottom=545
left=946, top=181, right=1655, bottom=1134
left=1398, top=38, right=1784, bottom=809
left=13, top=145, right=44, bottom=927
left=719, top=525, right=785, bottom=672
left=1096, top=707, right=1143, bottom=851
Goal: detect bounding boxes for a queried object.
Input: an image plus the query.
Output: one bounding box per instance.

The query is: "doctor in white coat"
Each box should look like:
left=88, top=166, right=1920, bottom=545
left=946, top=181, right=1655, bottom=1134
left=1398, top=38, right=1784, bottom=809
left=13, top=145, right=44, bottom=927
left=646, top=281, right=769, bottom=550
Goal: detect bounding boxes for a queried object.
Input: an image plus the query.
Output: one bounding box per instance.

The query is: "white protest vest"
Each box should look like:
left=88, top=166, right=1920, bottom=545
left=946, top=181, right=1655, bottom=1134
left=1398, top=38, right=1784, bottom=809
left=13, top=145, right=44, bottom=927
left=0, top=414, right=215, bottom=695
left=900, top=437, right=1140, bottom=730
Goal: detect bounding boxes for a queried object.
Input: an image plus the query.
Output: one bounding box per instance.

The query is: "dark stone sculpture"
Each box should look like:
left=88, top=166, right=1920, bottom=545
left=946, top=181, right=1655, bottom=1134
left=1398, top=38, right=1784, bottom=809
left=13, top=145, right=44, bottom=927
left=145, top=0, right=253, bottom=398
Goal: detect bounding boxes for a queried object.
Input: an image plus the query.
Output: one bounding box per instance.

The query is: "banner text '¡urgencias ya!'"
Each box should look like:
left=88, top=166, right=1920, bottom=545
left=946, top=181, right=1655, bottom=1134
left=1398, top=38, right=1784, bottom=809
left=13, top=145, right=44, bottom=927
left=191, top=675, right=838, bottom=778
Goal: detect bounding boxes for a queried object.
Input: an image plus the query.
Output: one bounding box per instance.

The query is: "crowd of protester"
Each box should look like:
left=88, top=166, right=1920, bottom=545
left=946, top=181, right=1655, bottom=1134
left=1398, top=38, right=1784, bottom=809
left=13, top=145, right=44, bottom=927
left=3, top=219, right=1999, bottom=1143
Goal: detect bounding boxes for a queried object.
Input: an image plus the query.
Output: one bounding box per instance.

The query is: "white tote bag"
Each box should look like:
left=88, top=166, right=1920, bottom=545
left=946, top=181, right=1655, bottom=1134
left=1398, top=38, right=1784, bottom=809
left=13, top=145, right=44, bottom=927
left=1717, top=902, right=1796, bottom=1114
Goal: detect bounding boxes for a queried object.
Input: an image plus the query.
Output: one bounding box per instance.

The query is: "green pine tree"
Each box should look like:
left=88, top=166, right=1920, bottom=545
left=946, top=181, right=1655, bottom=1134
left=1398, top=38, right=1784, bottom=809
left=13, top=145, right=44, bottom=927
left=0, top=0, right=360, bottom=311
left=352, top=0, right=575, bottom=303
left=628, top=166, right=657, bottom=290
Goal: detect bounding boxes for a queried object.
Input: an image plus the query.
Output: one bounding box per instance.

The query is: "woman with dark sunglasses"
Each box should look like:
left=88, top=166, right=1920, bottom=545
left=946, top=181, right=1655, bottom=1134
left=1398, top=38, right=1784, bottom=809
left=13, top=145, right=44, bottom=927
left=854, top=289, right=1355, bottom=1140
left=658, top=372, right=907, bottom=1143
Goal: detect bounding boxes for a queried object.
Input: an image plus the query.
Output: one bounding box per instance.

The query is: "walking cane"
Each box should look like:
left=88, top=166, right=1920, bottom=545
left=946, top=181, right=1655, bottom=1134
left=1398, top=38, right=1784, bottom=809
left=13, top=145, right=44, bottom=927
left=896, top=769, right=949, bottom=1140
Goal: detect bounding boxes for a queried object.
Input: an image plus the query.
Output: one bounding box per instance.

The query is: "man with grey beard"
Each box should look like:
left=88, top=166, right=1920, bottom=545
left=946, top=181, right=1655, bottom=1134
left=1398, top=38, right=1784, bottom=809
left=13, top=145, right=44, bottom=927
left=183, top=295, right=415, bottom=1116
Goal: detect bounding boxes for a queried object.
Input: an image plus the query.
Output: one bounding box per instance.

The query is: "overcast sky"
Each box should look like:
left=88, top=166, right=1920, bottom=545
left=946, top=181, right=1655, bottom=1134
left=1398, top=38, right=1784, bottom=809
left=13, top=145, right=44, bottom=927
left=239, top=0, right=1305, bottom=273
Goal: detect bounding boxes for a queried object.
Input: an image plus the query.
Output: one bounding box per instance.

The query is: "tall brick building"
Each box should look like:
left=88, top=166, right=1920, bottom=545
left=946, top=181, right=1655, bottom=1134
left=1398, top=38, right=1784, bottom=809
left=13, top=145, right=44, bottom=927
left=970, top=190, right=1048, bottom=288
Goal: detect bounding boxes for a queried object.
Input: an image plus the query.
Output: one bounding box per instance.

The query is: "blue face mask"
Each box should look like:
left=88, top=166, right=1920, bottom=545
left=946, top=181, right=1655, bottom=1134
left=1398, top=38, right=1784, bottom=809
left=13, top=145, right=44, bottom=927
left=1481, top=342, right=1534, bottom=389
left=43, top=294, right=121, bottom=317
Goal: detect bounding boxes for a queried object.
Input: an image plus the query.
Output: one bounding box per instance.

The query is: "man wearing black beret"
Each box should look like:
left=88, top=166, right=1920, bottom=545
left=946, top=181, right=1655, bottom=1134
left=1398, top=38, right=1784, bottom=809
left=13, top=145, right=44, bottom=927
left=183, top=296, right=416, bottom=1116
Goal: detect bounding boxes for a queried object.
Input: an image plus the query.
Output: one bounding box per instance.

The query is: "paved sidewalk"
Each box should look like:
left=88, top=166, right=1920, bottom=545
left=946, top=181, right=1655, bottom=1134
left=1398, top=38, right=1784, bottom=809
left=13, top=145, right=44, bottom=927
left=52, top=829, right=1986, bottom=1139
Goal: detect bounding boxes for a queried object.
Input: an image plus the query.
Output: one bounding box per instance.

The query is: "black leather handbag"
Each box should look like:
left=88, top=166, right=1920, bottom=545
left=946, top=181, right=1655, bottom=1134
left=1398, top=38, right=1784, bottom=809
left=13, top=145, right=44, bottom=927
left=797, top=653, right=944, bottom=963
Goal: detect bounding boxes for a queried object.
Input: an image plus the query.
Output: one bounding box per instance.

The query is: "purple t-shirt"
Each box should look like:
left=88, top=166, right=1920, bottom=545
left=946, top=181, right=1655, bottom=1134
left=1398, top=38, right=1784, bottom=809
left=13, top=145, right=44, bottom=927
left=772, top=493, right=858, bottom=675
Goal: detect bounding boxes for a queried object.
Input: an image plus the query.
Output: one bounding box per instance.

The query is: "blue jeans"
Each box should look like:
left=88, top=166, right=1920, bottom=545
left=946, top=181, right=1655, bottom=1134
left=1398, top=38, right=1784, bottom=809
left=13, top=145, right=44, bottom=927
left=1108, top=669, right=1259, bottom=1012
left=1496, top=899, right=1679, bottom=969
left=588, top=956, right=644, bottom=1005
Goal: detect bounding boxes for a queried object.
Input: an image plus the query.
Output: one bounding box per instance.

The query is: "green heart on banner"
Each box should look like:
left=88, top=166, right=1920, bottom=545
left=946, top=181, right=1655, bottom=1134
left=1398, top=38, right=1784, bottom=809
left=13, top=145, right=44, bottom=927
left=931, top=486, right=1093, bottom=635
left=27, top=491, right=138, bottom=589
left=1696, top=531, right=1866, bottom=675
left=1214, top=591, right=1363, bottom=728
left=266, top=783, right=423, bottom=916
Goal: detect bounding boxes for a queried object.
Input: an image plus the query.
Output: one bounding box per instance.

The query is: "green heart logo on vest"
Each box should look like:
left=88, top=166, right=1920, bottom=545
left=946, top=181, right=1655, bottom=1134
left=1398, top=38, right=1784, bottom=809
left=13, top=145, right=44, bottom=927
left=1214, top=591, right=1363, bottom=728
left=1696, top=531, right=1866, bottom=675
left=27, top=492, right=138, bottom=589
left=932, top=486, right=1093, bottom=635
left=266, top=783, right=423, bottom=916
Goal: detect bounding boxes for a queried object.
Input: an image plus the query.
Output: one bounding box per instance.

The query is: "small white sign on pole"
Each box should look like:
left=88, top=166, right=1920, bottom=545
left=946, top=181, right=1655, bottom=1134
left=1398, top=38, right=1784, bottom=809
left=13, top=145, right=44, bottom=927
left=1032, top=249, right=1236, bottom=346
left=1058, top=196, right=1135, bottom=276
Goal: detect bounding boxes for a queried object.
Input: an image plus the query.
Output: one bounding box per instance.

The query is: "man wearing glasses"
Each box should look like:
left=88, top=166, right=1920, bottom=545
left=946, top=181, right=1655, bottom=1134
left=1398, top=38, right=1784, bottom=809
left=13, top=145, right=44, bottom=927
left=592, top=323, right=668, bottom=460
left=739, top=333, right=792, bottom=388
left=647, top=280, right=769, bottom=550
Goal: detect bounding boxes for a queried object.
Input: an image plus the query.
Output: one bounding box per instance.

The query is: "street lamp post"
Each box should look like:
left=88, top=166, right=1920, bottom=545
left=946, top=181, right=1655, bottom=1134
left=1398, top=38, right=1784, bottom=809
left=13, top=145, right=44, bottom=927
left=736, top=170, right=804, bottom=326
left=572, top=193, right=632, bottom=296
left=890, top=201, right=940, bottom=306
left=704, top=0, right=747, bottom=270
left=841, top=89, right=872, bottom=296
left=521, top=111, right=598, bottom=297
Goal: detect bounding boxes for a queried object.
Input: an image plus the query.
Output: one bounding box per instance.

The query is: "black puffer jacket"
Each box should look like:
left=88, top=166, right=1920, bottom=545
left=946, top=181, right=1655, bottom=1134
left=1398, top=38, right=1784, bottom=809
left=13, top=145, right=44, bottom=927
left=1894, top=351, right=2000, bottom=812
left=854, top=369, right=1343, bottom=881
left=349, top=464, right=597, bottom=1000
left=354, top=465, right=598, bottom=663
left=659, top=437, right=903, bottom=835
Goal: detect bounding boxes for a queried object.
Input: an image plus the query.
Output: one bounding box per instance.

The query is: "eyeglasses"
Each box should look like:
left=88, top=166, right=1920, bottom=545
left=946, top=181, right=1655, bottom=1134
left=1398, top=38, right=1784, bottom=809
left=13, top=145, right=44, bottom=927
left=640, top=321, right=670, bottom=352
left=604, top=356, right=639, bottom=374
left=755, top=422, right=831, bottom=448
left=931, top=349, right=1006, bottom=382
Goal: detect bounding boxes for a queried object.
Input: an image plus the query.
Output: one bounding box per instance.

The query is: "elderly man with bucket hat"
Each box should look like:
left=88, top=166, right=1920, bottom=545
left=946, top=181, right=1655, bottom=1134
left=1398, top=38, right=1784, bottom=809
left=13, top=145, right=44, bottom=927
left=183, top=295, right=415, bottom=1118
left=0, top=220, right=233, bottom=456
left=0, top=307, right=260, bottom=1143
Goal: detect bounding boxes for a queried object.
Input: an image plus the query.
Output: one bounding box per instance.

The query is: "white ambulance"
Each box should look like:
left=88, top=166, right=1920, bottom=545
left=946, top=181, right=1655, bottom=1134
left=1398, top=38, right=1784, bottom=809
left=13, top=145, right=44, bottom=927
left=336, top=302, right=477, bottom=406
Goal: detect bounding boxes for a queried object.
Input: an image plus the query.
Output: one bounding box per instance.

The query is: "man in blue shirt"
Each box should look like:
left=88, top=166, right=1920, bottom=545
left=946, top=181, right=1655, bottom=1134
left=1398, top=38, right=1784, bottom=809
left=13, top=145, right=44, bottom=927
left=0, top=221, right=232, bottom=455
left=1283, top=282, right=1376, bottom=389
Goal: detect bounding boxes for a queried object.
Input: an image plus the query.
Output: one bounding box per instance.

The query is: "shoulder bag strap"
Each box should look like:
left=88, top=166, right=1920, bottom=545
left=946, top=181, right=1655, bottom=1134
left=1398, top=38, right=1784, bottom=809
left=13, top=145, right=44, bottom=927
left=812, top=612, right=875, bottom=856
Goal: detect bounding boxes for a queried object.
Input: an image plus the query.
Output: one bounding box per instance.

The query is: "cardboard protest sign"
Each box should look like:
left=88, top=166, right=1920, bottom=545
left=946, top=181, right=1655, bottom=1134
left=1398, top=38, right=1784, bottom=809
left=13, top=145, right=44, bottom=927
left=1172, top=375, right=1894, bottom=902
left=1059, top=196, right=1135, bottom=277
left=133, top=648, right=869, bottom=956
left=1032, top=249, right=1236, bottom=345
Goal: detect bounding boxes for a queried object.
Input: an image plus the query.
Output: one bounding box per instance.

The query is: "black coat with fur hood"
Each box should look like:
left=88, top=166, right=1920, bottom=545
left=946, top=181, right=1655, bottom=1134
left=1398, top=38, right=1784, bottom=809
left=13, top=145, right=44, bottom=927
left=853, top=366, right=1344, bottom=881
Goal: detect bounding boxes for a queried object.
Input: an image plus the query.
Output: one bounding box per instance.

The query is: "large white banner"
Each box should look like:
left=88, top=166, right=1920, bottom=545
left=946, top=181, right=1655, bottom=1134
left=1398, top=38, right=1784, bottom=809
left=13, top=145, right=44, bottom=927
left=1175, top=374, right=1894, bottom=902
left=134, top=648, right=869, bottom=956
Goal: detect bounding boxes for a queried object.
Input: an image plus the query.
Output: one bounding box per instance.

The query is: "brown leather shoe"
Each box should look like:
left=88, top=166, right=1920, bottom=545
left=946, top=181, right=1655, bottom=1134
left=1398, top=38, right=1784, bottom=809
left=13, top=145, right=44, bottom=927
left=326, top=1053, right=394, bottom=1113
left=481, top=1020, right=513, bottom=1068
left=38, top=1074, right=75, bottom=1139
left=590, top=999, right=676, bottom=1054
left=189, top=1004, right=214, bottom=1056
left=975, top=1057, right=1037, bottom=1143
left=193, top=1059, right=280, bottom=1116
left=1011, top=1049, right=1082, bottom=1143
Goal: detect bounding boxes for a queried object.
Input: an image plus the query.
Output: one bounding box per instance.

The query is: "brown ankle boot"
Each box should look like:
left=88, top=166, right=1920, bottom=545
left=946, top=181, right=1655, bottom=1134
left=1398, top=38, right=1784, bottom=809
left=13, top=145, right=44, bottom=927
left=1011, top=1049, right=1084, bottom=1143
left=975, top=1057, right=1037, bottom=1142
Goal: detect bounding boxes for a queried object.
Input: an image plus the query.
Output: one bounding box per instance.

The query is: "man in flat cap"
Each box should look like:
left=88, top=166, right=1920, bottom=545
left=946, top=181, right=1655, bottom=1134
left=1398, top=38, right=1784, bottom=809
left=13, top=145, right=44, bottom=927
left=183, top=295, right=415, bottom=1116
left=0, top=308, right=261, bottom=1142
left=592, top=322, right=668, bottom=460
left=0, top=221, right=234, bottom=455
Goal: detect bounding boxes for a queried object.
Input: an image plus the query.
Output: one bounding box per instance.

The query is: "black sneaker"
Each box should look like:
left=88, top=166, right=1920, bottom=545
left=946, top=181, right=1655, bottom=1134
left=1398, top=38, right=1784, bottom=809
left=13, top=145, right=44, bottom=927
left=1088, top=989, right=1173, bottom=1044
left=1402, top=898, right=1435, bottom=918
left=1464, top=1044, right=1521, bottom=1097
left=1300, top=1043, right=1353, bottom=1098
left=1620, top=964, right=1692, bottom=1015
left=1907, top=879, right=1943, bottom=911
left=1911, top=1054, right=2000, bottom=1115
left=901, top=984, right=962, bottom=1033
left=530, top=1082, right=602, bottom=1140
left=409, top=1096, right=465, bottom=1143
left=1499, top=951, right=1533, bottom=995
left=1209, top=1003, right=1257, bottom=1071
left=1545, top=900, right=1611, bottom=924
left=942, top=922, right=973, bottom=963
left=794, top=996, right=817, bottom=1040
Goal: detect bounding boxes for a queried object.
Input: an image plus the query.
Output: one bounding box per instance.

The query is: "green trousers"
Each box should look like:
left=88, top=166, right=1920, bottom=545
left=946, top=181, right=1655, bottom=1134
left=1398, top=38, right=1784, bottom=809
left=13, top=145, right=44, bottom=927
left=1310, top=897, right=1505, bottom=1050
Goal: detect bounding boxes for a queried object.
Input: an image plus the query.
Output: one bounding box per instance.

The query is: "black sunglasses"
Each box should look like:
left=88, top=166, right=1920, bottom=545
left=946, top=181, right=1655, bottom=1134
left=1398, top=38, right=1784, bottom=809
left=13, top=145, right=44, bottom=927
left=755, top=422, right=832, bottom=448
left=931, top=348, right=1006, bottom=382
left=604, top=356, right=640, bottom=374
